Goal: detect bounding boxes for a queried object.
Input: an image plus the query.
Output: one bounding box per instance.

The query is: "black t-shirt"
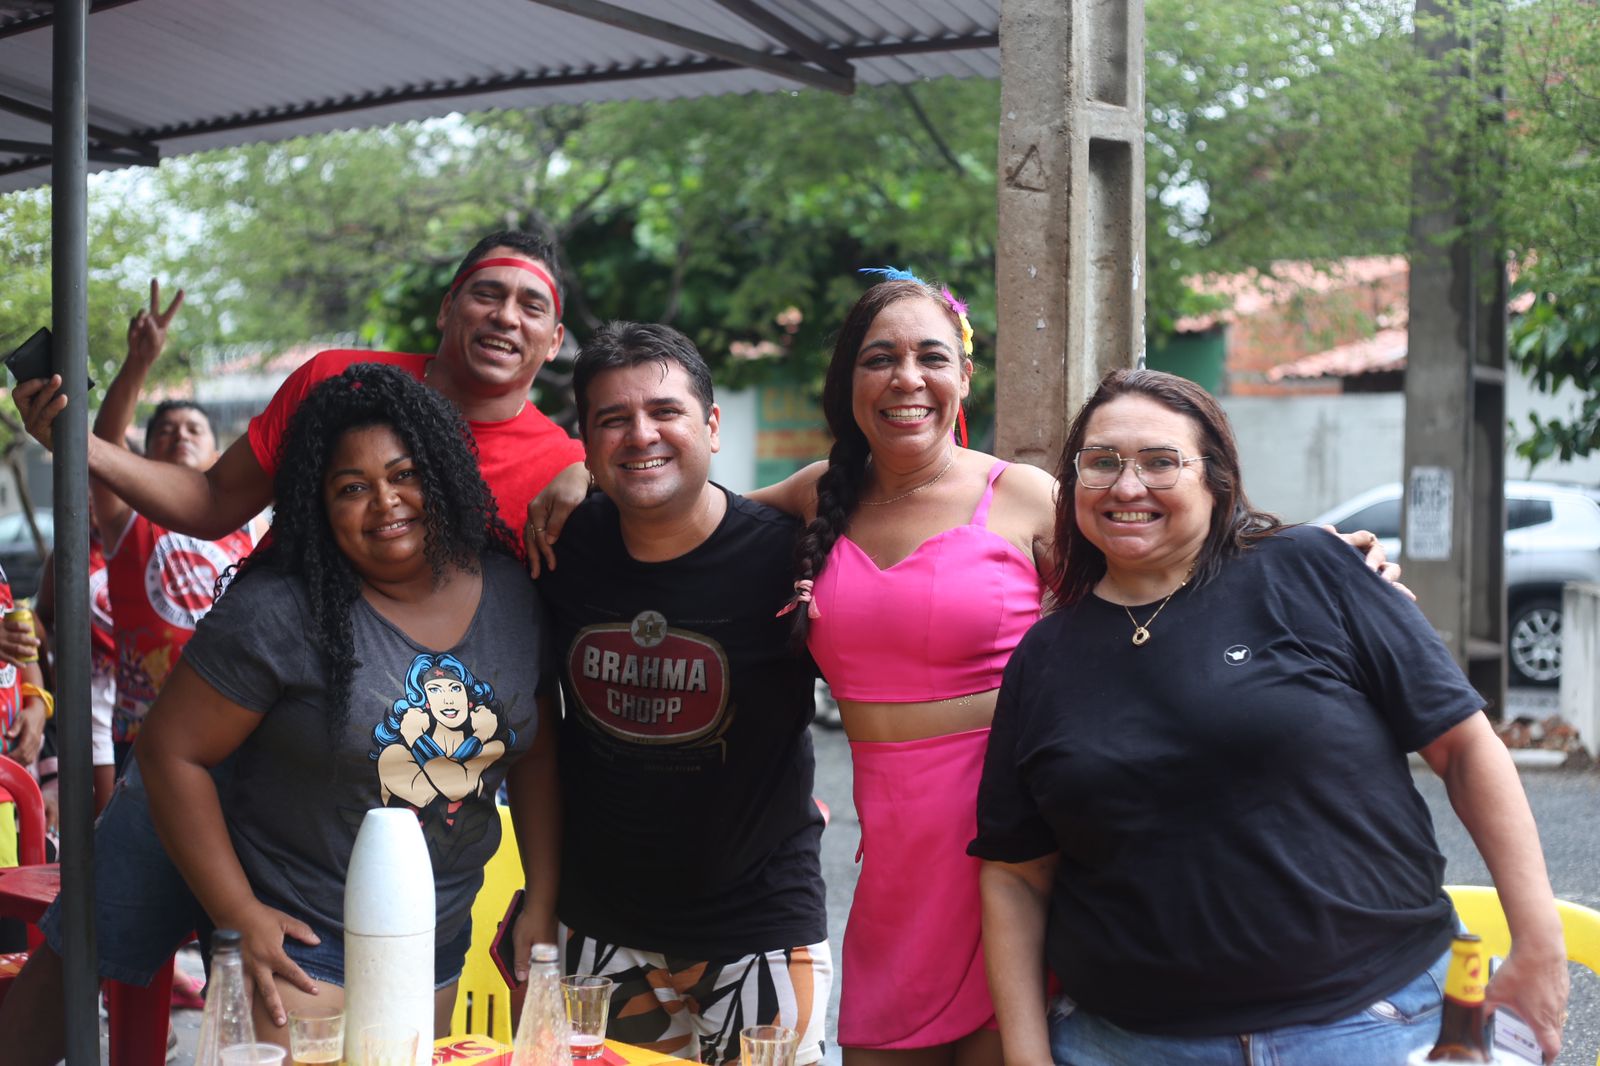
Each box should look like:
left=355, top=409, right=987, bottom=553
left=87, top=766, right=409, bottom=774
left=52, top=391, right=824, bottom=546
left=538, top=488, right=826, bottom=958
left=970, top=526, right=1483, bottom=1036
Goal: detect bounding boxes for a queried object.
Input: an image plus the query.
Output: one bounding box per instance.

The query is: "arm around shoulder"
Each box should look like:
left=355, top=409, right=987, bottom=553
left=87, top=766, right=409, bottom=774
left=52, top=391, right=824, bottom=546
left=746, top=460, right=826, bottom=520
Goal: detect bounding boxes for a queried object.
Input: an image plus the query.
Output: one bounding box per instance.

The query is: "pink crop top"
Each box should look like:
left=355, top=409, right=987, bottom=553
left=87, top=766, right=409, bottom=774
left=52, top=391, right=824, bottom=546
left=806, top=461, right=1044, bottom=701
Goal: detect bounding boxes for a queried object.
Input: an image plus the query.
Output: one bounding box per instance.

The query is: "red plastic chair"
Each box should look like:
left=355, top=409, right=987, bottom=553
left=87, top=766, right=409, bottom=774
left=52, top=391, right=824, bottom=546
left=0, top=753, right=48, bottom=1005
left=0, top=754, right=176, bottom=1064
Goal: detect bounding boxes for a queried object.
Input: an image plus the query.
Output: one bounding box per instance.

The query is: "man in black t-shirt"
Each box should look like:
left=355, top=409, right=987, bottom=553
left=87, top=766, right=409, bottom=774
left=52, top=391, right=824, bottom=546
left=537, top=322, right=829, bottom=1066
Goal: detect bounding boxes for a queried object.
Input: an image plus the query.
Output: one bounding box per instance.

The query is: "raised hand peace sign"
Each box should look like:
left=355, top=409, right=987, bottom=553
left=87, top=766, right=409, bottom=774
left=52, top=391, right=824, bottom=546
left=125, top=278, right=185, bottom=369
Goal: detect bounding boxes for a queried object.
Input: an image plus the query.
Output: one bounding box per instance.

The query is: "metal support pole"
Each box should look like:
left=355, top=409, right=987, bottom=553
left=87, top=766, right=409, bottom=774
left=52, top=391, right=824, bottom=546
left=995, top=0, right=1145, bottom=469
left=52, top=2, right=100, bottom=1062
left=1403, top=0, right=1507, bottom=714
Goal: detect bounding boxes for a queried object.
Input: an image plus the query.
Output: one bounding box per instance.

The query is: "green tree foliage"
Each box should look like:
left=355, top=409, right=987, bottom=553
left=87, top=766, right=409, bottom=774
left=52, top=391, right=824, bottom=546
left=0, top=186, right=163, bottom=450
left=5, top=0, right=1593, bottom=455
left=1503, top=0, right=1600, bottom=460
left=1142, top=0, right=1423, bottom=329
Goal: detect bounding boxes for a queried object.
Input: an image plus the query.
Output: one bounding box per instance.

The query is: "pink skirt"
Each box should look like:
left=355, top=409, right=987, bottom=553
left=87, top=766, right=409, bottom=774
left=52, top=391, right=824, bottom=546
left=839, top=728, right=996, bottom=1048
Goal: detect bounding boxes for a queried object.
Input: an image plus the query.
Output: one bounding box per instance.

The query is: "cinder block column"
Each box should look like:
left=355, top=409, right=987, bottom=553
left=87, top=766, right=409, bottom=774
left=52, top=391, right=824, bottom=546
left=995, top=0, right=1146, bottom=470
left=1403, top=0, right=1507, bottom=713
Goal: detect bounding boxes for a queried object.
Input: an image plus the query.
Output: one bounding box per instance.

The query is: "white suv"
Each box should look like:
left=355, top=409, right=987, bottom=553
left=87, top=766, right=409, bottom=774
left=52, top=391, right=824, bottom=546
left=1312, top=480, right=1600, bottom=686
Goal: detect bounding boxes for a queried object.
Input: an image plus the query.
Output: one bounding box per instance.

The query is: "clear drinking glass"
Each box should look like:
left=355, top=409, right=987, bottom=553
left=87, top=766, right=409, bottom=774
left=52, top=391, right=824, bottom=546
left=287, top=1006, right=344, bottom=1066
left=739, top=1025, right=798, bottom=1066
left=218, top=1044, right=287, bottom=1066
left=560, top=975, right=615, bottom=1059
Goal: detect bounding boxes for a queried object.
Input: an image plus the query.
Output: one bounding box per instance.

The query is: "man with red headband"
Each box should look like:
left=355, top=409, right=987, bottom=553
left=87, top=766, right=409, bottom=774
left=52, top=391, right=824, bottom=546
left=0, top=231, right=590, bottom=1066
left=12, top=230, right=589, bottom=558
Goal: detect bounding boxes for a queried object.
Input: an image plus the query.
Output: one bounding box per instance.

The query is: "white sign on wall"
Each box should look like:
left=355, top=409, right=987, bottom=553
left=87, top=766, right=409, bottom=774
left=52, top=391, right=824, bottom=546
left=1407, top=466, right=1454, bottom=561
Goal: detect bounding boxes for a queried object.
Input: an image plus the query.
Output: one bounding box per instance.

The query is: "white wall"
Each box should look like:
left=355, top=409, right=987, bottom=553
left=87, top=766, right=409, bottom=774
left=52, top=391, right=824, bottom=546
left=1221, top=393, right=1406, bottom=522
left=1223, top=369, right=1600, bottom=523
left=709, top=386, right=758, bottom=494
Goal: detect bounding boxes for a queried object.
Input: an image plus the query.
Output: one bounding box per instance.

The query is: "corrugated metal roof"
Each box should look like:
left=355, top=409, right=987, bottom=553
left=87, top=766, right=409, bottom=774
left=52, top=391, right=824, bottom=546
left=0, top=0, right=998, bottom=192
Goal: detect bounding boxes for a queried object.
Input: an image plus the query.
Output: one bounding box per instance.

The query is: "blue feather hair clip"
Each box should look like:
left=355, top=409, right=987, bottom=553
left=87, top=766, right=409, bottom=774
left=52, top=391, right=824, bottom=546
left=858, top=266, right=928, bottom=285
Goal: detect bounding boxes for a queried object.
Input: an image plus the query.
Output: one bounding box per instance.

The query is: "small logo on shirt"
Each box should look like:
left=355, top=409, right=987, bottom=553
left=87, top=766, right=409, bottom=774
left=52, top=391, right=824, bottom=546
left=1223, top=644, right=1252, bottom=665
left=630, top=610, right=668, bottom=648
left=144, top=532, right=236, bottom=630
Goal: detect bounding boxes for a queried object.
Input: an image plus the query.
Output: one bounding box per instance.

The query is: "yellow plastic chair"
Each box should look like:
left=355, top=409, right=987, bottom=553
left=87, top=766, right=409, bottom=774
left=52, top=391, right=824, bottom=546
left=450, top=805, right=525, bottom=1043
left=1445, top=884, right=1600, bottom=1065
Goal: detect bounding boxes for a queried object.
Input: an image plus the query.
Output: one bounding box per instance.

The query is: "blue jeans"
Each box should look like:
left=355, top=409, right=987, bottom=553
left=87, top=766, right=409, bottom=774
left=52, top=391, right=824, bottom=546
left=1048, top=946, right=1451, bottom=1066
left=287, top=917, right=473, bottom=991
left=40, top=759, right=205, bottom=985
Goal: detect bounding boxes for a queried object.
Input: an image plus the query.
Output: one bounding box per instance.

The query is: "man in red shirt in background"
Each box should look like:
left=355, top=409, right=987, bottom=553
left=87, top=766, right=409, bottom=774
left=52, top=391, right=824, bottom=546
left=93, top=284, right=263, bottom=771
left=14, top=229, right=590, bottom=557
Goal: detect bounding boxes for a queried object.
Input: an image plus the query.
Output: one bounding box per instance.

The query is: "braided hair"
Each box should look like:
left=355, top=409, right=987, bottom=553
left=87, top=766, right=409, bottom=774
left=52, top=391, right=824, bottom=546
left=790, top=279, right=967, bottom=644
left=224, top=363, right=517, bottom=729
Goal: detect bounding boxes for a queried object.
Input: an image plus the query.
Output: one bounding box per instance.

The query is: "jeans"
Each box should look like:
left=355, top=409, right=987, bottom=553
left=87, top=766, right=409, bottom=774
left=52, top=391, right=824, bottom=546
left=39, top=759, right=204, bottom=985
left=1048, top=946, right=1451, bottom=1066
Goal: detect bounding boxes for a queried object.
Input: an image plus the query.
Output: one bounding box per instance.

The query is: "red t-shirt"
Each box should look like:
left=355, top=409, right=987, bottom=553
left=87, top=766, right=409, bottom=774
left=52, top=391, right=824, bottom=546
left=106, top=514, right=257, bottom=742
left=0, top=571, right=17, bottom=754
left=89, top=532, right=115, bottom=664
left=245, top=350, right=586, bottom=539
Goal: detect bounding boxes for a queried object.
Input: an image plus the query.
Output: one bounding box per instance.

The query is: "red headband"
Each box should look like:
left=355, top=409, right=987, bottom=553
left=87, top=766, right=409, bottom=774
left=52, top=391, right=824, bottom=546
left=448, top=257, right=562, bottom=320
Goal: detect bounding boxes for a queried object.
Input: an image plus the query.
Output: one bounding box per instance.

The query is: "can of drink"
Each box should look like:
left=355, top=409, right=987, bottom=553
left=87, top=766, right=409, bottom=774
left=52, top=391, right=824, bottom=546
left=5, top=607, right=38, bottom=663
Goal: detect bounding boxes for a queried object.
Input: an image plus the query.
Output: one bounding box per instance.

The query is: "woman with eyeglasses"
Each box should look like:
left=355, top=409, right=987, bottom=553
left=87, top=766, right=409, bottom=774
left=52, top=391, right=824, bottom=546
left=970, top=368, right=1568, bottom=1065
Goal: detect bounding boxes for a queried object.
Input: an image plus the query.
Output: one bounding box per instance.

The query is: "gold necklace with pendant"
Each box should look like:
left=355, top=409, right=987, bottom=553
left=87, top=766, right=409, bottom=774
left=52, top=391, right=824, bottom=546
left=1121, top=564, right=1195, bottom=647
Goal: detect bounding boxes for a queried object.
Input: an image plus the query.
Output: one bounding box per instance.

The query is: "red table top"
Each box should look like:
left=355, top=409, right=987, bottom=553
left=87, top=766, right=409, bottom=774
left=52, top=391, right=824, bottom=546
left=0, top=863, right=59, bottom=923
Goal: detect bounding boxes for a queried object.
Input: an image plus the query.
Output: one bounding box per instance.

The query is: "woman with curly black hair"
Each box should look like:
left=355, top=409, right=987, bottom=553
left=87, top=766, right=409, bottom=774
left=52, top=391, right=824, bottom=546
left=137, top=364, right=560, bottom=1050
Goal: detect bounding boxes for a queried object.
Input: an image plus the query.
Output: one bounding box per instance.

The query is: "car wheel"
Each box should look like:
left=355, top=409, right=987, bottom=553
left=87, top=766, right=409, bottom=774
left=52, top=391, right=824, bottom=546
left=1508, top=597, right=1563, bottom=686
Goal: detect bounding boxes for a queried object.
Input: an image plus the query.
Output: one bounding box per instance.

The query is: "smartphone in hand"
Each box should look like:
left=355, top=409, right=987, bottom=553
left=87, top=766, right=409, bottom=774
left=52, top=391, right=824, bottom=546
left=4, top=327, right=52, bottom=385
left=5, top=327, right=96, bottom=389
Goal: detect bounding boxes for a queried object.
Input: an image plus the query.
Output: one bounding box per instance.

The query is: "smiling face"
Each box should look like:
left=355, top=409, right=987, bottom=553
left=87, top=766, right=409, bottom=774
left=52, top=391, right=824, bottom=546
left=146, top=406, right=219, bottom=471
left=423, top=675, right=470, bottom=726
left=434, top=246, right=565, bottom=399
left=582, top=360, right=720, bottom=519
left=850, top=296, right=971, bottom=462
left=1073, top=395, right=1215, bottom=580
left=322, top=424, right=429, bottom=586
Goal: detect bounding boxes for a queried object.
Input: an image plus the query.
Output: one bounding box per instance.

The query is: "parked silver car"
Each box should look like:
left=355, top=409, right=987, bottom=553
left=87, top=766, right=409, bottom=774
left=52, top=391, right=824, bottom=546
left=1312, top=480, right=1600, bottom=686
left=0, top=509, right=53, bottom=601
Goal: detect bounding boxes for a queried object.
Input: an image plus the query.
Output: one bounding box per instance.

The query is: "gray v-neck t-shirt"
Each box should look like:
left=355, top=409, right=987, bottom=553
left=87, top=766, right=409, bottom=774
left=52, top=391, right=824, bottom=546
left=182, top=552, right=551, bottom=946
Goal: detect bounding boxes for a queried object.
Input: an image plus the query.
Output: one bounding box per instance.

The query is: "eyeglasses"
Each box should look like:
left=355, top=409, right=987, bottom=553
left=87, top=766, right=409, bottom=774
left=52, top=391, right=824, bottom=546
left=1073, top=447, right=1208, bottom=489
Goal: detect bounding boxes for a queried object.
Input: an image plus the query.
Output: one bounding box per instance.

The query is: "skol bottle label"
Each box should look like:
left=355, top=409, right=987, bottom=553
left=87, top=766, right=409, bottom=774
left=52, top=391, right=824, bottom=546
left=1443, top=937, right=1487, bottom=1004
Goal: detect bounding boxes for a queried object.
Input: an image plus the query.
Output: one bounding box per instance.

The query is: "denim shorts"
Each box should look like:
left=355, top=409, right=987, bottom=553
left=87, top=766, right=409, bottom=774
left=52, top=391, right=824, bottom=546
left=40, top=759, right=205, bottom=986
left=287, top=918, right=473, bottom=991
left=1047, top=946, right=1452, bottom=1066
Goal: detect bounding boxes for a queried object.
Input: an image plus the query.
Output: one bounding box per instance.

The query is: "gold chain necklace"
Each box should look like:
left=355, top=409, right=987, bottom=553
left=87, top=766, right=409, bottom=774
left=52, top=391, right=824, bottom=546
left=862, top=452, right=955, bottom=506
left=1122, top=564, right=1195, bottom=646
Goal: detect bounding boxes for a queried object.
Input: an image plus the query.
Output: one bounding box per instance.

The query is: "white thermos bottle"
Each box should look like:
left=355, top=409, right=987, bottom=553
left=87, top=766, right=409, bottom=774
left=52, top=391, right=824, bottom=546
left=344, top=808, right=436, bottom=1065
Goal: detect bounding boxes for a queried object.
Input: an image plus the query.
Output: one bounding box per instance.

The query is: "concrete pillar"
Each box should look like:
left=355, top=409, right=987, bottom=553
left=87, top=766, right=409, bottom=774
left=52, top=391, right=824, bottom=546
left=994, top=0, right=1146, bottom=470
left=1402, top=0, right=1507, bottom=714
left=1559, top=582, right=1599, bottom=760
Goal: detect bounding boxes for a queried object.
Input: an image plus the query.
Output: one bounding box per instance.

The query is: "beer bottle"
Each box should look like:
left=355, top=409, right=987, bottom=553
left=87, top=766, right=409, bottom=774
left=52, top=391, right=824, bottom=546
left=1427, top=933, right=1493, bottom=1062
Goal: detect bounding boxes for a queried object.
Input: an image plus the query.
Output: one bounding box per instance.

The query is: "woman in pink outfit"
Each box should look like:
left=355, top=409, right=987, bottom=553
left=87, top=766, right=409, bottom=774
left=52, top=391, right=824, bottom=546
left=762, top=273, right=1055, bottom=1066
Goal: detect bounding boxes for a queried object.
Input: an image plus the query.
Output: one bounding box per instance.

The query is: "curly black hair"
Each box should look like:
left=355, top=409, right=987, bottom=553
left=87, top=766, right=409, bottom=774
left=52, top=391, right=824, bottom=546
left=226, top=363, right=517, bottom=727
